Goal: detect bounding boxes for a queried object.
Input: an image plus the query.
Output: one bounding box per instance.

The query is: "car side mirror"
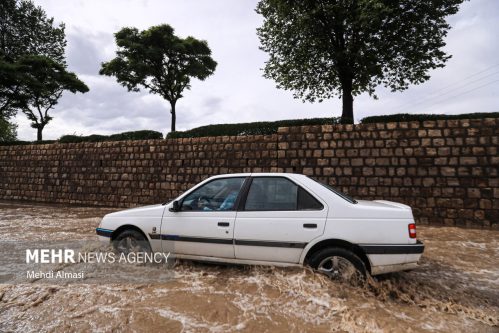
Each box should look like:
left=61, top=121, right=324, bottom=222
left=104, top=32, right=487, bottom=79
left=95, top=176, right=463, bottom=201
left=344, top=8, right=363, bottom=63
left=169, top=200, right=181, bottom=212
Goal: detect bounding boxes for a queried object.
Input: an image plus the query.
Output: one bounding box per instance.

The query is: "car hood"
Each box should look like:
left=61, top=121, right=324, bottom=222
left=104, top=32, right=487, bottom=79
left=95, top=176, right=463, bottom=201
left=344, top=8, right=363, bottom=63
left=105, top=204, right=166, bottom=218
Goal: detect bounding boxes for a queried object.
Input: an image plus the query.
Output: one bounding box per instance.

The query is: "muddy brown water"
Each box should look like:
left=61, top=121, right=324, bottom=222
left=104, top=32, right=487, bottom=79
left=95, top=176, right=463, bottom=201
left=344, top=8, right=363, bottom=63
left=0, top=201, right=497, bottom=333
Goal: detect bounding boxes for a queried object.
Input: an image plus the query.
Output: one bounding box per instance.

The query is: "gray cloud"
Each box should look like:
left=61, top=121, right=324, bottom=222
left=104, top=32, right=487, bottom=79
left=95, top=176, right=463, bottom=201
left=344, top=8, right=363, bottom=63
left=14, top=0, right=499, bottom=140
left=65, top=28, right=112, bottom=76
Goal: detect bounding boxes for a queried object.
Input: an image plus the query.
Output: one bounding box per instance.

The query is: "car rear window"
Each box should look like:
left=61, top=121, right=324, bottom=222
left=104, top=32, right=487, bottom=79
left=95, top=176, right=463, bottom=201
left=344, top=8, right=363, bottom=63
left=310, top=178, right=357, bottom=204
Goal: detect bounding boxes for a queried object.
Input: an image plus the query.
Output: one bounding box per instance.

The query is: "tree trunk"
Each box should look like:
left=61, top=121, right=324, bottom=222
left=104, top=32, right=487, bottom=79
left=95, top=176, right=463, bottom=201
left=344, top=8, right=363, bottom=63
left=36, top=127, right=43, bottom=141
left=170, top=100, right=176, bottom=132
left=341, top=80, right=354, bottom=124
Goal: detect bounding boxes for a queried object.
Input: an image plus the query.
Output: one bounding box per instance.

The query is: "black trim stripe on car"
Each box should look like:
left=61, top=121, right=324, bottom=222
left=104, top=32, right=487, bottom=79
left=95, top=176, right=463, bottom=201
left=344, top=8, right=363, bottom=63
left=234, top=239, right=307, bottom=248
left=160, top=234, right=233, bottom=245
left=96, top=228, right=113, bottom=237
left=157, top=235, right=307, bottom=248
left=360, top=241, right=425, bottom=255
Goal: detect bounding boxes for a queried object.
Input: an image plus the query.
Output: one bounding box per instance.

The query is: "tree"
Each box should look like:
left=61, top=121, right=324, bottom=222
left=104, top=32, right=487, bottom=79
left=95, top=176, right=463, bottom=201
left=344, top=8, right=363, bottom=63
left=0, top=0, right=82, bottom=141
left=0, top=58, right=21, bottom=141
left=256, top=0, right=465, bottom=123
left=0, top=57, right=23, bottom=119
left=15, top=55, right=88, bottom=141
left=0, top=0, right=66, bottom=118
left=0, top=116, right=17, bottom=141
left=100, top=24, right=217, bottom=132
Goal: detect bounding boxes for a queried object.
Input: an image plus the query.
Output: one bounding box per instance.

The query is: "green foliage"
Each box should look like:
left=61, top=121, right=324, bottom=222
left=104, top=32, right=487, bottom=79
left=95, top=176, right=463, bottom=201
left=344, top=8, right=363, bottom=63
left=58, top=130, right=163, bottom=143
left=0, top=57, right=24, bottom=119
left=108, top=130, right=164, bottom=141
left=100, top=24, right=217, bottom=132
left=0, top=129, right=163, bottom=145
left=360, top=112, right=499, bottom=124
left=0, top=0, right=66, bottom=117
left=15, top=55, right=88, bottom=141
left=0, top=0, right=85, bottom=141
left=167, top=117, right=341, bottom=138
left=256, top=0, right=465, bottom=123
left=0, top=0, right=66, bottom=62
left=0, top=116, right=17, bottom=141
left=58, top=134, right=108, bottom=143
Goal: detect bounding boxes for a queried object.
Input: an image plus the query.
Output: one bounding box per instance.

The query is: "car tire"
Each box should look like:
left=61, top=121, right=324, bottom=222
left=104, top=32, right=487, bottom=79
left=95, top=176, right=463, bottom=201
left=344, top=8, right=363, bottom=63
left=308, top=247, right=366, bottom=283
left=113, top=229, right=152, bottom=254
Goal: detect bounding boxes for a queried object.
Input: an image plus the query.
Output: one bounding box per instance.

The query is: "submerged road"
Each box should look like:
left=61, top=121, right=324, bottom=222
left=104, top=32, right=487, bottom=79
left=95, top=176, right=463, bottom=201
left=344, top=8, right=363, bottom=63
left=0, top=201, right=497, bottom=332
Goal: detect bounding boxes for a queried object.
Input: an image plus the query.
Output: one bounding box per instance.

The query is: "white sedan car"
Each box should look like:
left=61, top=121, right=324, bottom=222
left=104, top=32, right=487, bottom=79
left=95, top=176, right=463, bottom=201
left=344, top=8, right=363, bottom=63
left=96, top=173, right=424, bottom=280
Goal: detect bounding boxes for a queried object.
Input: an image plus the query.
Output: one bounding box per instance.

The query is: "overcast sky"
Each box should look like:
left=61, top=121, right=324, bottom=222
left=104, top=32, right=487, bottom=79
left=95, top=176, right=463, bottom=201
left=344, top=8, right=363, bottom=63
left=15, top=0, right=499, bottom=140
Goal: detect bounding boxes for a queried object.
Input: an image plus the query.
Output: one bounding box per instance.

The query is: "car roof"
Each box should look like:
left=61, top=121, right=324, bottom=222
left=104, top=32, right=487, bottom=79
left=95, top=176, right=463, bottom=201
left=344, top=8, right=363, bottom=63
left=209, top=172, right=305, bottom=179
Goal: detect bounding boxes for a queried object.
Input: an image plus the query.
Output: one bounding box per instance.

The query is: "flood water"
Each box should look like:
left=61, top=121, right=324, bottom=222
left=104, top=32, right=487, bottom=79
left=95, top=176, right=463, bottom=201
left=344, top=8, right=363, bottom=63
left=0, top=201, right=497, bottom=332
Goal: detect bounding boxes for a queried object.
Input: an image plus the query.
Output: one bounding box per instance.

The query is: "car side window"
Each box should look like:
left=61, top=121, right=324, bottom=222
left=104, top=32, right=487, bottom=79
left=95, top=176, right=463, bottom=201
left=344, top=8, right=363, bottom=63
left=181, top=177, right=245, bottom=211
left=297, top=187, right=324, bottom=210
left=244, top=177, right=323, bottom=211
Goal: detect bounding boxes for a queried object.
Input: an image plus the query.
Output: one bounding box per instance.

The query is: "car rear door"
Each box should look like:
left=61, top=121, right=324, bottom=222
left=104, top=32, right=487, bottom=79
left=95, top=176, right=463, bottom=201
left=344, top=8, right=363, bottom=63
left=234, top=176, right=328, bottom=263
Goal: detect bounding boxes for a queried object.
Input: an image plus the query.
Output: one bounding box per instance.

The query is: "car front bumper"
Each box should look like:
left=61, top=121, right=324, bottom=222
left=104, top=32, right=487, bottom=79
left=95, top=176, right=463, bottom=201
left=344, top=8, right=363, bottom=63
left=96, top=228, right=113, bottom=244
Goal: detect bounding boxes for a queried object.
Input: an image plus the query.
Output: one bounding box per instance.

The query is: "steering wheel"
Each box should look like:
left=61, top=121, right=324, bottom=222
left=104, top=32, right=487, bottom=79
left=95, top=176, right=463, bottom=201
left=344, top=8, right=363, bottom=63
left=197, top=196, right=214, bottom=210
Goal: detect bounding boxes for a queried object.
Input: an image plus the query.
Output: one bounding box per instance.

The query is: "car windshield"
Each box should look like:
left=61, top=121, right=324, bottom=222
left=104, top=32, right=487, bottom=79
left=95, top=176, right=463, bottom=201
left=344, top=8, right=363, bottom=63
left=309, top=177, right=357, bottom=204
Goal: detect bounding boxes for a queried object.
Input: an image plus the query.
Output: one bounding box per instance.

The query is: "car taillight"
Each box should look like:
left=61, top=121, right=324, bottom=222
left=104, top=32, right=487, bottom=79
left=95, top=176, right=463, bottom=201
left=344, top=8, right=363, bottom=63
left=408, top=223, right=417, bottom=239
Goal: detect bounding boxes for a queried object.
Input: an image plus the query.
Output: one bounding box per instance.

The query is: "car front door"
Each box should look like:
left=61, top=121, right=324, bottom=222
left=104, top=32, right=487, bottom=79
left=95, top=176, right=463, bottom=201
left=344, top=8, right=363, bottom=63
left=161, top=177, right=247, bottom=259
left=234, top=176, right=327, bottom=263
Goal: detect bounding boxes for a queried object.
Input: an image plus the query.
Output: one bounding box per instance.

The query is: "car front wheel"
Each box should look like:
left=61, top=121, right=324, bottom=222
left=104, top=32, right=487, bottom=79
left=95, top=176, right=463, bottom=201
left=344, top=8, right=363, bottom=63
left=308, top=247, right=366, bottom=283
left=113, top=229, right=151, bottom=254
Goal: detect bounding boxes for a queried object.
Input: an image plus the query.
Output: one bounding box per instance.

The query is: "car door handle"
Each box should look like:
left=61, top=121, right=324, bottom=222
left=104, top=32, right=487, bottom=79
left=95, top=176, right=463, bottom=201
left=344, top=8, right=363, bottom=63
left=218, top=222, right=230, bottom=227
left=303, top=223, right=317, bottom=229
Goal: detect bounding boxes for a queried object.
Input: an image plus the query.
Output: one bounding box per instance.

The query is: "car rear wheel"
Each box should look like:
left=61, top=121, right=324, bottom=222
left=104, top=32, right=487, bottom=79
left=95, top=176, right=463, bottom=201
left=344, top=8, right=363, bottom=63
left=308, top=247, right=366, bottom=283
left=113, top=229, right=151, bottom=254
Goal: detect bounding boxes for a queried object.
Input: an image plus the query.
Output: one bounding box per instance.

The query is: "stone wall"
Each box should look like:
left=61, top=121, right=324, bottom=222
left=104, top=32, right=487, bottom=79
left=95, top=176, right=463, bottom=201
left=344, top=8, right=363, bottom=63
left=0, top=118, right=497, bottom=228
